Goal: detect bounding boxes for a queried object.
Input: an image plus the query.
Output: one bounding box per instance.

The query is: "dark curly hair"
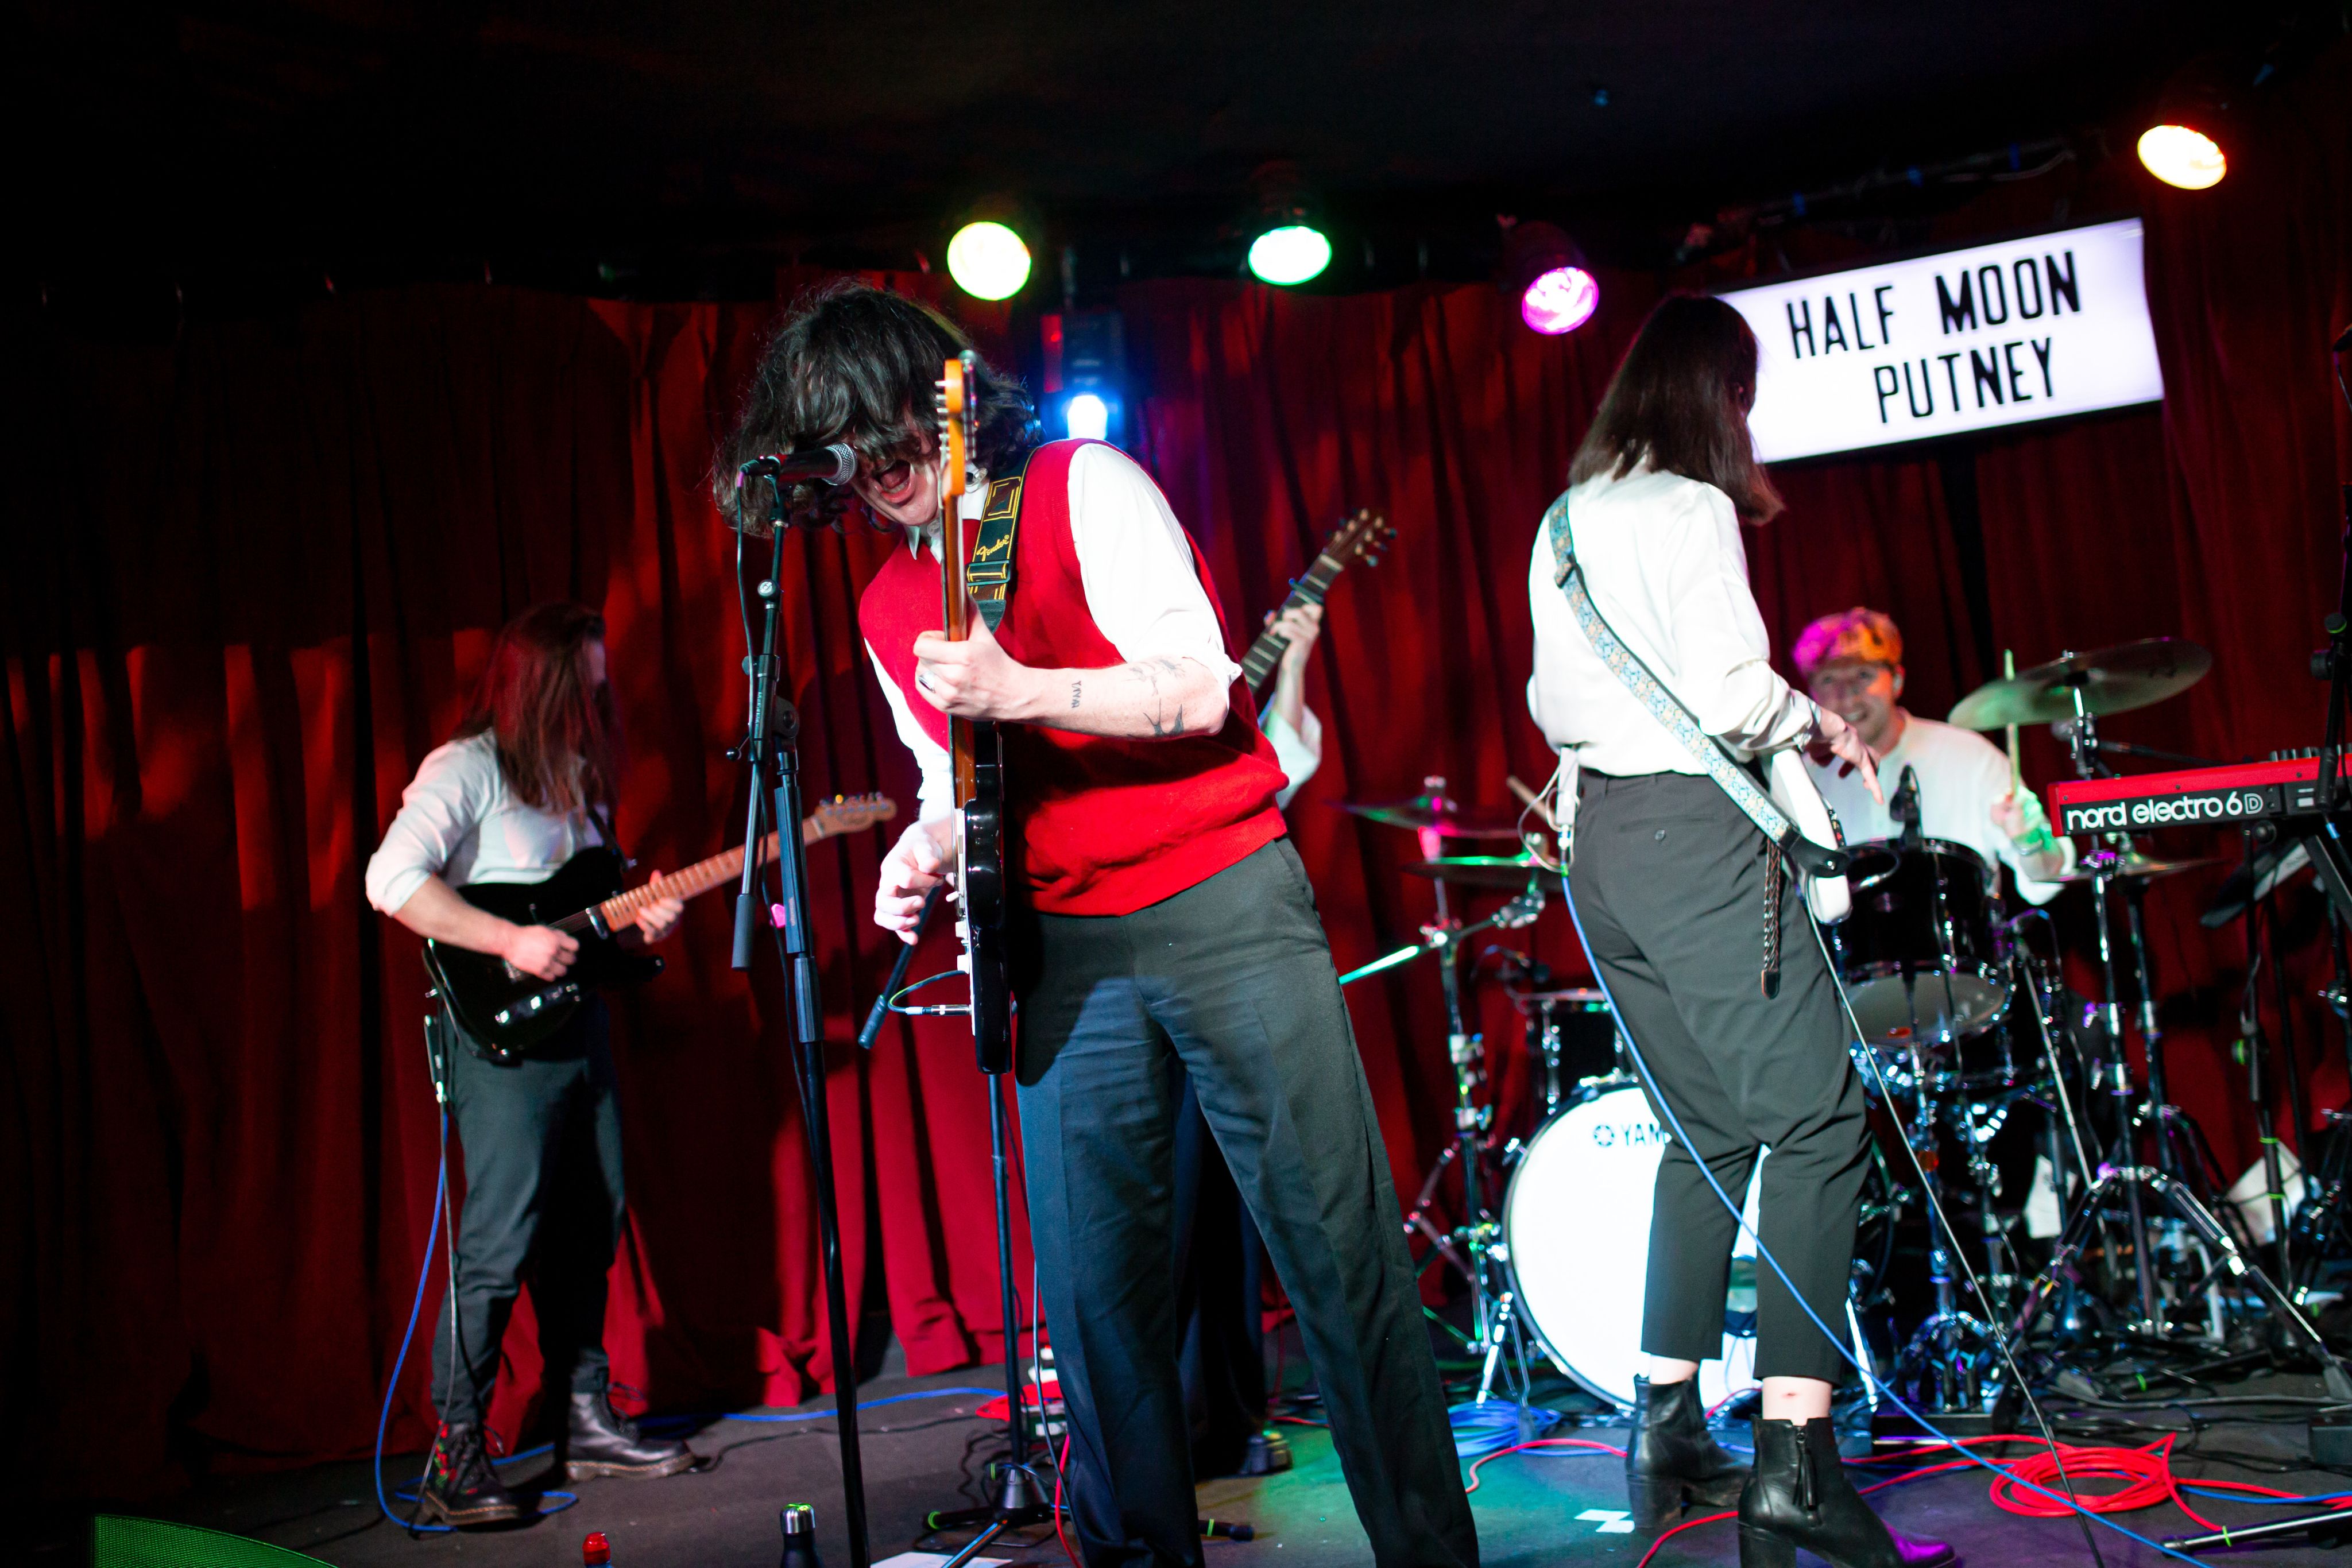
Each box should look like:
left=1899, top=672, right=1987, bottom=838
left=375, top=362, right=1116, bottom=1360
left=714, top=281, right=1038, bottom=528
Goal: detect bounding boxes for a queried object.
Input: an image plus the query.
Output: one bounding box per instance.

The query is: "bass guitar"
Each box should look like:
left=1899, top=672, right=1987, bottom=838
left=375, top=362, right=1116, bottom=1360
left=424, top=792, right=896, bottom=1060
left=1238, top=507, right=1393, bottom=698
left=935, top=352, right=1015, bottom=1074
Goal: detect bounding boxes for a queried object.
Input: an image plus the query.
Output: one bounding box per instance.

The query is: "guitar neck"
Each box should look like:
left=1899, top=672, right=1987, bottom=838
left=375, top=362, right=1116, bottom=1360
left=1241, top=550, right=1349, bottom=698
left=574, top=813, right=826, bottom=933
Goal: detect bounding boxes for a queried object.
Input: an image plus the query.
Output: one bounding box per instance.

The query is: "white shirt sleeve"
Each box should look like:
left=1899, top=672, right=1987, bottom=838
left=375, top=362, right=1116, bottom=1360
left=865, top=638, right=956, bottom=826
left=1262, top=705, right=1324, bottom=809
left=1664, top=489, right=1820, bottom=754
left=365, top=740, right=494, bottom=915
left=1066, top=444, right=1244, bottom=684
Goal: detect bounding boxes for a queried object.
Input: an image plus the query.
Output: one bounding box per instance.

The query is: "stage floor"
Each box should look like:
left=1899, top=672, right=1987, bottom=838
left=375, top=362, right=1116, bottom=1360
left=75, top=1326, right=2349, bottom=1567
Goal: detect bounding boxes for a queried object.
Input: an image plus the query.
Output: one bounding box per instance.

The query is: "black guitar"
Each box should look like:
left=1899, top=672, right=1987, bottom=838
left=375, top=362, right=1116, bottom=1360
left=423, top=793, right=896, bottom=1060
left=935, top=353, right=1015, bottom=1074
left=1239, top=508, right=1393, bottom=698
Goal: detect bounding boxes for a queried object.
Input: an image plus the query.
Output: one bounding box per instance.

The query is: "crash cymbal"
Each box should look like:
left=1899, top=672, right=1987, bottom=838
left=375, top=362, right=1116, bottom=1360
left=1947, top=638, right=2212, bottom=730
left=1402, top=855, right=1567, bottom=893
left=1330, top=784, right=1523, bottom=838
left=2049, top=846, right=2227, bottom=884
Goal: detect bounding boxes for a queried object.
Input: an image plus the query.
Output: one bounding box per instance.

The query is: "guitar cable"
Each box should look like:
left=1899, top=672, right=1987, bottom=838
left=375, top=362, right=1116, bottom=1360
left=1553, top=882, right=2221, bottom=1566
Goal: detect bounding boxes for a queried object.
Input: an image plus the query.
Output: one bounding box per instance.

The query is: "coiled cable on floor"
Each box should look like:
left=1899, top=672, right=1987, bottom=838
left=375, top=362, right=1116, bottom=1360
left=1447, top=1399, right=1563, bottom=1458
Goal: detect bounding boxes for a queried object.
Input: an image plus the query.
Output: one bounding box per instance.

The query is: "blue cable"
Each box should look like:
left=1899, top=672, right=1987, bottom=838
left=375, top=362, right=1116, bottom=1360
left=1448, top=1400, right=1563, bottom=1459
left=1558, top=893, right=2214, bottom=1566
left=372, top=1107, right=454, bottom=1535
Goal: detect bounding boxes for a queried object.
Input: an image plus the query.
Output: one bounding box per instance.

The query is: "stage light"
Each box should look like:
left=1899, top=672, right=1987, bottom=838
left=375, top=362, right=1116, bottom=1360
left=1247, top=224, right=1332, bottom=287
left=1065, top=393, right=1109, bottom=440
left=947, top=221, right=1032, bottom=300
left=2137, top=123, right=2226, bottom=190
left=1499, top=220, right=1600, bottom=335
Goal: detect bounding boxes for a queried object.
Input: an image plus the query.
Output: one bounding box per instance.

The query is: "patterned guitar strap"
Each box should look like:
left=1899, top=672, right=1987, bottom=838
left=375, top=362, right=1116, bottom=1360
left=963, top=452, right=1032, bottom=631
left=1546, top=494, right=1808, bottom=998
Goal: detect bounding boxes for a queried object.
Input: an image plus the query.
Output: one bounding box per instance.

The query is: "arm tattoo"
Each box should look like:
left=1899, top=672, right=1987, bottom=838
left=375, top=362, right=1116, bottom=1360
left=1136, top=656, right=1190, bottom=738
left=1069, top=680, right=1082, bottom=711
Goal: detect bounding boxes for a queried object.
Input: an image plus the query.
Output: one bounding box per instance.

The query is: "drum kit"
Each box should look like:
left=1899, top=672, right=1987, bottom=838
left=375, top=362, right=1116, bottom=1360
left=1333, top=637, right=2352, bottom=1423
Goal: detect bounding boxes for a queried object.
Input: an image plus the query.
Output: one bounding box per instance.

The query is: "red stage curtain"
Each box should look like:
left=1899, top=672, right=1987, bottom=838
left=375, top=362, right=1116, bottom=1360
left=5, top=43, right=2346, bottom=1503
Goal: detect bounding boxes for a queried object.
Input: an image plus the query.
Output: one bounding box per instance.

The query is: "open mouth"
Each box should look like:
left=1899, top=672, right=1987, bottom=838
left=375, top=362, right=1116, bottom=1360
left=868, top=459, right=916, bottom=507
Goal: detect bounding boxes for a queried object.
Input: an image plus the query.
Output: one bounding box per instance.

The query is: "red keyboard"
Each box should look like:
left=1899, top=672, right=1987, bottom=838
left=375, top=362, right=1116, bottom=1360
left=2049, top=753, right=2352, bottom=836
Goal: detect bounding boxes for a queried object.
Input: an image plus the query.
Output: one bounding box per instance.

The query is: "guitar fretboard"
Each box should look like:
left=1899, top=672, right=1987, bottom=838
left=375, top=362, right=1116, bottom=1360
left=553, top=801, right=888, bottom=936
left=1241, top=549, right=1351, bottom=697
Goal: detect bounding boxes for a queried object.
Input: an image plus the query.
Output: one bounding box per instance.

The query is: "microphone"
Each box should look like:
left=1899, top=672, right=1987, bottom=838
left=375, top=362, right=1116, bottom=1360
left=1890, top=765, right=1923, bottom=851
left=737, top=444, right=858, bottom=487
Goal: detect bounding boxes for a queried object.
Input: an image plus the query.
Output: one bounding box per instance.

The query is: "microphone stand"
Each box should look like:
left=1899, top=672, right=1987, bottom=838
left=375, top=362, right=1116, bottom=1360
left=732, top=489, right=870, bottom=1568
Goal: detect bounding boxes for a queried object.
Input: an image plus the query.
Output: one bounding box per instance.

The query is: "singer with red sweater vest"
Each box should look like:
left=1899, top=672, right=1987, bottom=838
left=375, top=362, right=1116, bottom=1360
left=718, top=284, right=1475, bottom=1568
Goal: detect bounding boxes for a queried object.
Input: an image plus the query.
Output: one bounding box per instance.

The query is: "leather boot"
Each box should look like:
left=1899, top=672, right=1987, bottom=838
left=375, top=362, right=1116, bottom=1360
left=1626, top=1375, right=1749, bottom=1528
left=564, top=1389, right=696, bottom=1479
left=1739, top=1417, right=1955, bottom=1568
left=417, top=1422, right=527, bottom=1527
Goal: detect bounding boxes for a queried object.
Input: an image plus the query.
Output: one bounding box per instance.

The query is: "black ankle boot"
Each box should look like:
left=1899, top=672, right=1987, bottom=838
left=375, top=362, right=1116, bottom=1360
left=564, top=1389, right=696, bottom=1479
left=417, top=1422, right=526, bottom=1527
left=1626, top=1376, right=1748, bottom=1528
left=1739, top=1418, right=1955, bottom=1568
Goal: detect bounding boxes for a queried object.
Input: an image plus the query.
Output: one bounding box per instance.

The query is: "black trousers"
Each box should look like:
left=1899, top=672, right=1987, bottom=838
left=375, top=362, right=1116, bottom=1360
left=1564, top=772, right=1869, bottom=1385
left=1015, top=839, right=1477, bottom=1568
left=1171, top=1070, right=1267, bottom=1478
left=429, top=1000, right=627, bottom=1427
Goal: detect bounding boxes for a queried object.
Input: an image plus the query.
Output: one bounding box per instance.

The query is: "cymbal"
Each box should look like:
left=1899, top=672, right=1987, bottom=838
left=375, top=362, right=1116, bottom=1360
left=2049, top=847, right=2227, bottom=884
left=1330, top=792, right=1523, bottom=838
left=1946, top=638, right=2212, bottom=730
left=1402, top=855, right=1567, bottom=893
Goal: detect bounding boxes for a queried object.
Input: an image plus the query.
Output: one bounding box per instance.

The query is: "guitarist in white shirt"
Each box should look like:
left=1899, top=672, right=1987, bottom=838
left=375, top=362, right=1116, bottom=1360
left=1527, top=296, right=1951, bottom=1568
left=364, top=602, right=695, bottom=1525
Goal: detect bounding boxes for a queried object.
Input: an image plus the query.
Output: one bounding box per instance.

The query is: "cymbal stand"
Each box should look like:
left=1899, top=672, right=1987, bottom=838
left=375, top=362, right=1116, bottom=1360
left=1356, top=877, right=1546, bottom=1403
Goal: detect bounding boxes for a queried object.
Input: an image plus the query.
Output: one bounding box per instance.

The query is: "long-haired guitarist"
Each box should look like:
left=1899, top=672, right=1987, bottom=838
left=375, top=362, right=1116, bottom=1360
left=721, top=282, right=1476, bottom=1568
left=1528, top=297, right=1951, bottom=1566
left=363, top=602, right=694, bottom=1526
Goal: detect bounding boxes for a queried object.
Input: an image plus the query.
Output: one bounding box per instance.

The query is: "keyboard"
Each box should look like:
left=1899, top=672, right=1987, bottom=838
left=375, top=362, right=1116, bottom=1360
left=2049, top=752, right=2352, bottom=837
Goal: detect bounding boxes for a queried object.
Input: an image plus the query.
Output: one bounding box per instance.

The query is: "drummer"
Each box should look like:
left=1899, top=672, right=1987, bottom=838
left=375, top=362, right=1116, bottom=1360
left=1794, top=606, right=2074, bottom=900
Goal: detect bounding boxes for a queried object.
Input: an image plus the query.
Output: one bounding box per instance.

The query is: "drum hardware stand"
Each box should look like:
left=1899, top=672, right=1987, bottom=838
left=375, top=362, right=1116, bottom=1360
left=1885, top=1040, right=2013, bottom=1422
left=1356, top=878, right=1547, bottom=1400
left=729, top=493, right=871, bottom=1568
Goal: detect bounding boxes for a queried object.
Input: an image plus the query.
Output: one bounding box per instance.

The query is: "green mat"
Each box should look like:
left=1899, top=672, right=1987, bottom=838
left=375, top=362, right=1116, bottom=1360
left=93, top=1516, right=332, bottom=1568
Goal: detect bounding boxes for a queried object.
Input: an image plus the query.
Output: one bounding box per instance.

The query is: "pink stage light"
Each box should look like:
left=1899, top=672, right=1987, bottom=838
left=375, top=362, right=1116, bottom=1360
left=1521, top=264, right=1600, bottom=335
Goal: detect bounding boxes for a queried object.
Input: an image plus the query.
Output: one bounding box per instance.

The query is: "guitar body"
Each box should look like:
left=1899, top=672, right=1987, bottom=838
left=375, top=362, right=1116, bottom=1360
left=961, top=720, right=1015, bottom=1074
left=422, top=847, right=664, bottom=1060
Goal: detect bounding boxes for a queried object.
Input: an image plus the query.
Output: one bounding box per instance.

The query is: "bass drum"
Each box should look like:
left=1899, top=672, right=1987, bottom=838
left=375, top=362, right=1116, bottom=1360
left=1502, top=1081, right=1871, bottom=1410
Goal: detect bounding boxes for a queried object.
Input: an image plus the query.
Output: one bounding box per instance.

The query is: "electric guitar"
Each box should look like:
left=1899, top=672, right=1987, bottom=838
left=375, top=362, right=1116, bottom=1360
left=423, top=792, right=896, bottom=1059
left=937, top=353, right=1015, bottom=1074
left=1239, top=508, right=1394, bottom=698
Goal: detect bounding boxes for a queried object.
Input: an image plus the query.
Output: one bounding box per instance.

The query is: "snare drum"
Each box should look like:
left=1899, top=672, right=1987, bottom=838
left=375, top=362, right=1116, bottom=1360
left=1828, top=839, right=2009, bottom=1050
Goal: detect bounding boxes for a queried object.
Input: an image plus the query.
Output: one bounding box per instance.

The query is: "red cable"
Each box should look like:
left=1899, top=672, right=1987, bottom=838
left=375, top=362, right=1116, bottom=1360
left=1054, top=1431, right=1079, bottom=1567
left=1462, top=1437, right=1623, bottom=1496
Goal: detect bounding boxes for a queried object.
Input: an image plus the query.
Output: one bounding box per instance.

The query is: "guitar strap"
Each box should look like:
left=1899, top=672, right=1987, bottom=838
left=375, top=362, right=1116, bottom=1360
left=964, top=448, right=1034, bottom=630
left=1544, top=492, right=1848, bottom=995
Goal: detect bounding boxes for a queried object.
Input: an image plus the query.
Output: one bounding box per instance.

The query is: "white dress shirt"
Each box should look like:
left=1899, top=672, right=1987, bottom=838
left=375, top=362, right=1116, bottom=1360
left=867, top=443, right=1245, bottom=826
left=364, top=731, right=601, bottom=913
left=1527, top=465, right=1820, bottom=775
left=1806, top=715, right=2069, bottom=905
left=1262, top=706, right=1322, bottom=810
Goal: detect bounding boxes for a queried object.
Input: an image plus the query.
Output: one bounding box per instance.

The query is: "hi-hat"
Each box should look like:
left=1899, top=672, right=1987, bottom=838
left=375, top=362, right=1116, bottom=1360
left=2049, top=846, right=2227, bottom=884
left=1402, top=855, right=1566, bottom=893
left=1331, top=791, right=1522, bottom=839
left=1947, top=637, right=2212, bottom=730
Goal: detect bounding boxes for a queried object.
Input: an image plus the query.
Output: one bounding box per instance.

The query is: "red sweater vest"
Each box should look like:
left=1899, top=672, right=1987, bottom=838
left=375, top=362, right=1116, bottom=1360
left=859, top=440, right=1287, bottom=916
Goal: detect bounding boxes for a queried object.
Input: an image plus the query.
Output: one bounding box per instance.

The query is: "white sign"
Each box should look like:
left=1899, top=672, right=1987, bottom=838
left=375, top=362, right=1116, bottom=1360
left=1719, top=218, right=2164, bottom=462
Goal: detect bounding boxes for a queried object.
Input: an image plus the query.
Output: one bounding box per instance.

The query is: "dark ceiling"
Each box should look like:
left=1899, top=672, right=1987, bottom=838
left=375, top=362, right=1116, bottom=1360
left=15, top=0, right=2309, bottom=303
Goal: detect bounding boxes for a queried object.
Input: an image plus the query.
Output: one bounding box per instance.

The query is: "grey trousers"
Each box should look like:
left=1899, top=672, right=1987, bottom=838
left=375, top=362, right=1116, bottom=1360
left=429, top=1000, right=626, bottom=1426
left=1564, top=772, right=1868, bottom=1385
left=1015, top=838, right=1477, bottom=1568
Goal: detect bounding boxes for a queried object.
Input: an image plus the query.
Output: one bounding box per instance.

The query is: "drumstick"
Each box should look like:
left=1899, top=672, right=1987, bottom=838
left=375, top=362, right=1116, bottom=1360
left=2003, top=649, right=2021, bottom=799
